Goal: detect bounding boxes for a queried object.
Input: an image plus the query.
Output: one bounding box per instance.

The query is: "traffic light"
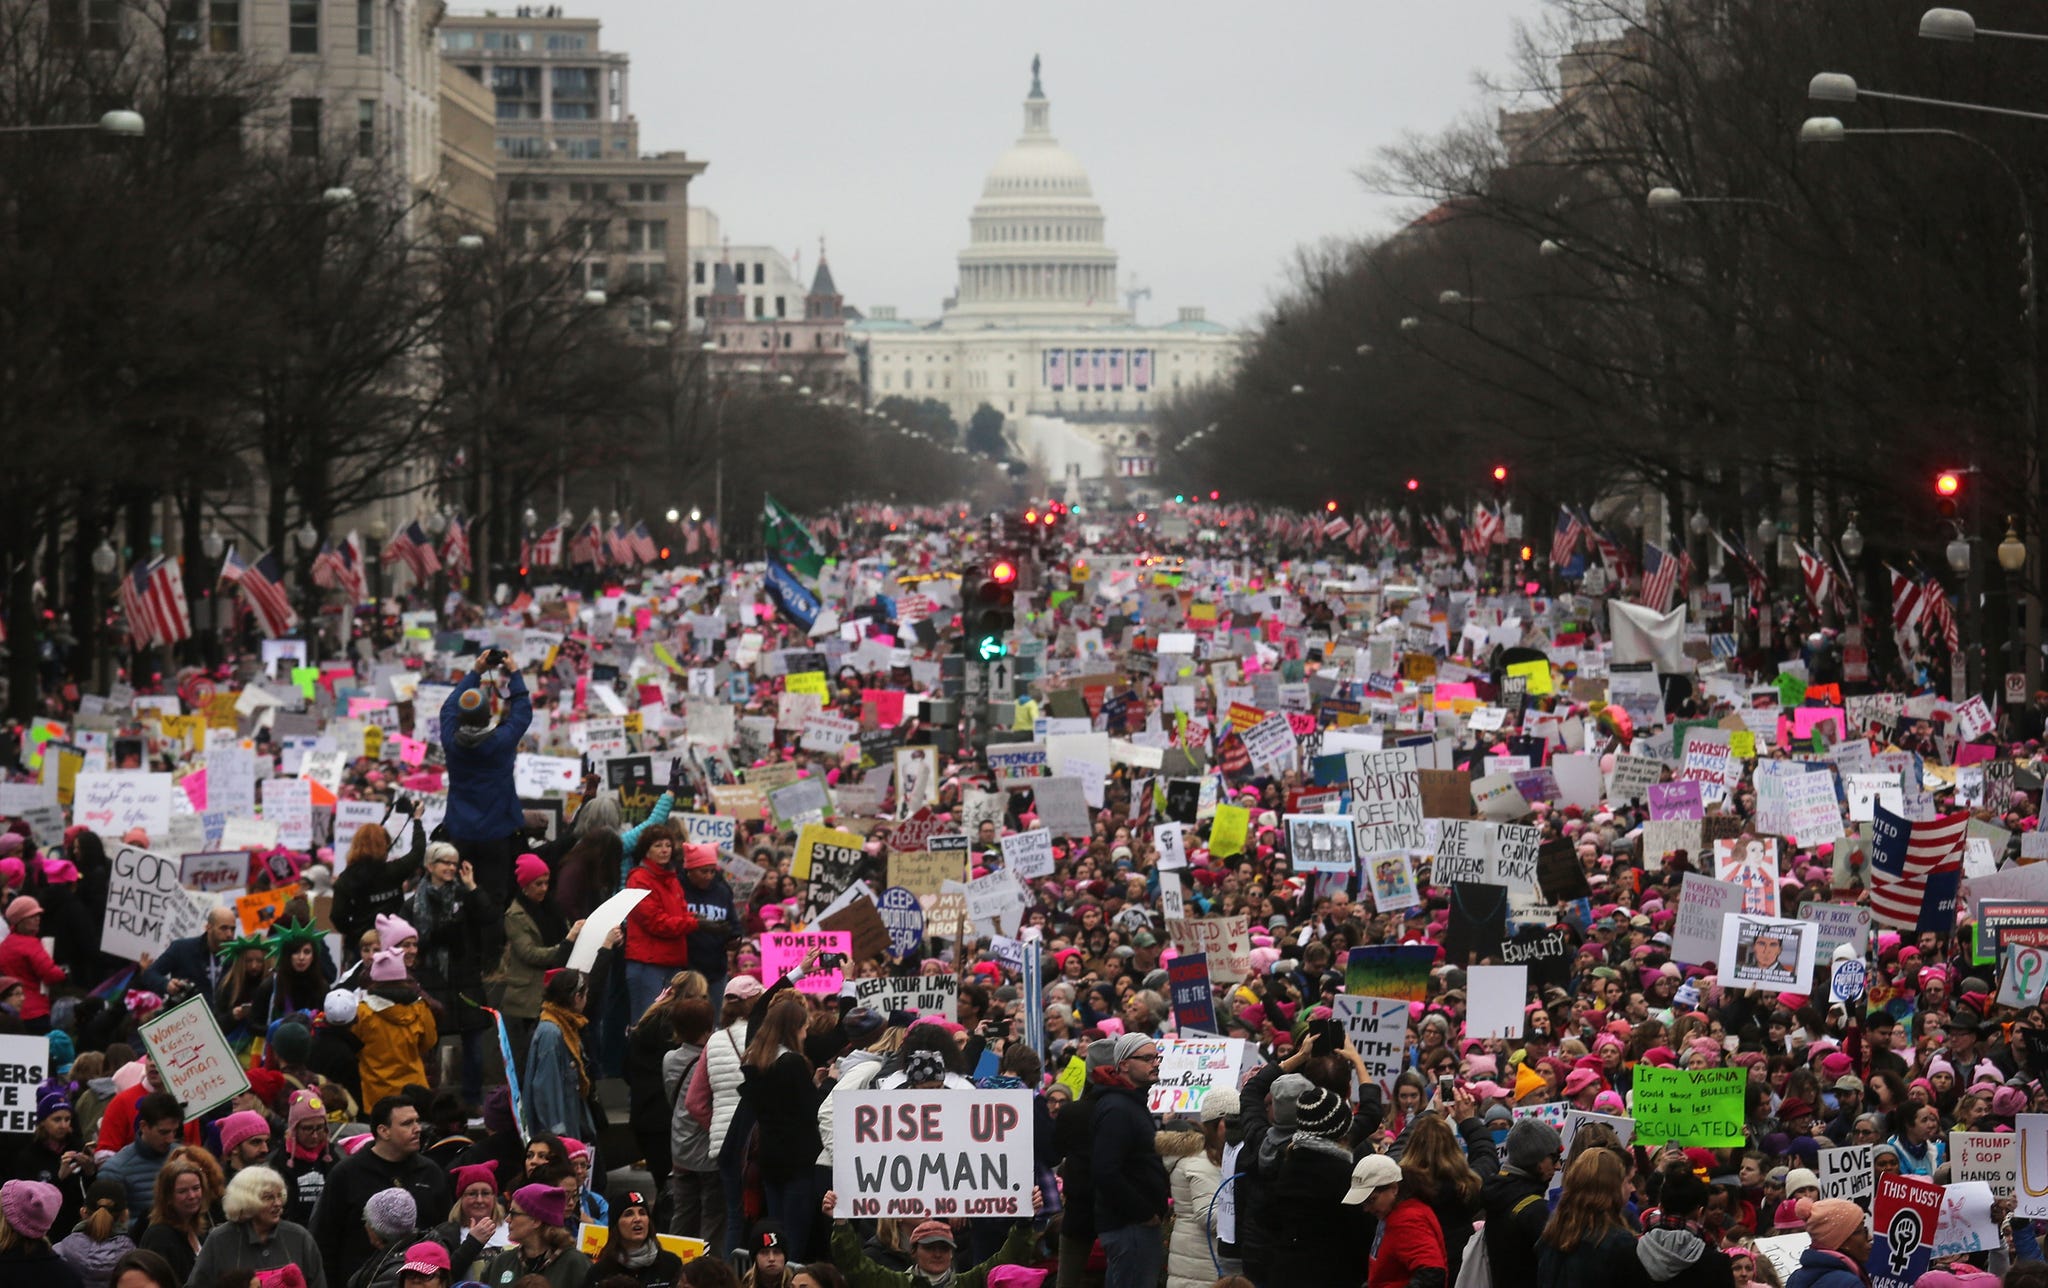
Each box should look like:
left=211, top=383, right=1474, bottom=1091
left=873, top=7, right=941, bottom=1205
left=1936, top=470, right=1962, bottom=519
left=1325, top=500, right=1339, bottom=513
left=965, top=555, right=1017, bottom=661
left=1491, top=466, right=1508, bottom=483
left=1406, top=478, right=1421, bottom=491
left=1519, top=544, right=1534, bottom=563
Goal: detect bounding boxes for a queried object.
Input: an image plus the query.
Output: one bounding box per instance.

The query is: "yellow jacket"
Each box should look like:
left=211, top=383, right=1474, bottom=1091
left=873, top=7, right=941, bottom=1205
left=355, top=994, right=438, bottom=1109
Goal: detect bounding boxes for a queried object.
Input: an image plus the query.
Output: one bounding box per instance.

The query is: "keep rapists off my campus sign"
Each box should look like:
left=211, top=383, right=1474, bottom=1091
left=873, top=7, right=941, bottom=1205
left=831, top=1089, right=1034, bottom=1220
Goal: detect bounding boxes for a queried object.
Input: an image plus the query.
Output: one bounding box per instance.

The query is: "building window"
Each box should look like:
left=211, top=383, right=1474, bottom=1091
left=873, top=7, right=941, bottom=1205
left=490, top=66, right=541, bottom=119
left=440, top=29, right=475, bottom=49
left=784, top=332, right=793, bottom=347
left=774, top=296, right=785, bottom=318
left=544, top=32, right=585, bottom=50
left=561, top=138, right=601, bottom=159
left=208, top=0, right=239, bottom=48
left=694, top=297, right=706, bottom=318
left=289, top=97, right=321, bottom=157
left=753, top=264, right=764, bottom=285
left=627, top=183, right=644, bottom=202
left=355, top=99, right=374, bottom=156
left=169, top=0, right=200, bottom=46
left=355, top=0, right=371, bottom=53
left=648, top=182, right=667, bottom=201
left=289, top=0, right=318, bottom=52
left=551, top=66, right=598, bottom=119
left=587, top=261, right=607, bottom=290
left=626, top=219, right=665, bottom=252
left=693, top=261, right=705, bottom=285
left=497, top=136, right=545, bottom=158
left=753, top=298, right=764, bottom=319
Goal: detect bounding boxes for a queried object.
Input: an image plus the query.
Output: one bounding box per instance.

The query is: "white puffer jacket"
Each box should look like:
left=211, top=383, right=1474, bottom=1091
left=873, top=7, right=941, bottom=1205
left=706, top=1019, right=751, bottom=1159
left=817, top=1048, right=886, bottom=1167
left=1163, top=1128, right=1236, bottom=1288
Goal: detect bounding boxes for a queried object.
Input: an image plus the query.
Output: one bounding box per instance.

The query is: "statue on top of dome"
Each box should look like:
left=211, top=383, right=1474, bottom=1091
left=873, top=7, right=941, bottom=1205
left=1030, top=53, right=1043, bottom=99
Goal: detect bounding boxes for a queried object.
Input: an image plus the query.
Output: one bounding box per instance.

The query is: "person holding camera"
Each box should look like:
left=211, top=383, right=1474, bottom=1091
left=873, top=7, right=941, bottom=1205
left=439, top=647, right=533, bottom=912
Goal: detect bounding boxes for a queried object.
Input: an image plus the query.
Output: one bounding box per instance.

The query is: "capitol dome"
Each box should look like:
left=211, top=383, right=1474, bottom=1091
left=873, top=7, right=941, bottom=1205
left=942, top=58, right=1130, bottom=331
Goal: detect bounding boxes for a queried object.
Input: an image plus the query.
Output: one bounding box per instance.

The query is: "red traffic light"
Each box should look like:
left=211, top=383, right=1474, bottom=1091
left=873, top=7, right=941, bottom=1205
left=1024, top=509, right=1039, bottom=524
left=1519, top=545, right=1534, bottom=562
left=1325, top=500, right=1339, bottom=513
left=1406, top=478, right=1420, bottom=491
left=1208, top=490, right=1220, bottom=501
left=1936, top=472, right=1961, bottom=497
left=988, top=559, right=1018, bottom=585
left=1491, top=465, right=1509, bottom=483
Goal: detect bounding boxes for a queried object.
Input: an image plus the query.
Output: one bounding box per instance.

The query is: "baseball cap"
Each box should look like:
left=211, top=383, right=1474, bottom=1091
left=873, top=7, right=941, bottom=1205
left=1340, top=1153, right=1402, bottom=1205
left=401, top=1241, right=452, bottom=1275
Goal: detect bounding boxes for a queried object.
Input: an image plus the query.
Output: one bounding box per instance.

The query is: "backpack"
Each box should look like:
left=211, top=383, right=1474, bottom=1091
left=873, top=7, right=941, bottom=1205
left=1461, top=1194, right=1545, bottom=1288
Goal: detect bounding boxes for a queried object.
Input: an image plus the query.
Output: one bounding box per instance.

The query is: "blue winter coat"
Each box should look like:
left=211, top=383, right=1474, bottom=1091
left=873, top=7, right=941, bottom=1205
left=439, top=670, right=532, bottom=841
left=1784, top=1248, right=1869, bottom=1288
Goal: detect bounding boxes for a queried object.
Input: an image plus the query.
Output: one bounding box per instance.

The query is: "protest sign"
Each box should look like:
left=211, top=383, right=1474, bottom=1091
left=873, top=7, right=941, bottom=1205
left=569, top=887, right=648, bottom=972
left=1720, top=913, right=1817, bottom=992
left=179, top=851, right=248, bottom=893
left=1426, top=819, right=1489, bottom=886
left=2002, top=944, right=2048, bottom=1009
left=888, top=850, right=962, bottom=898
left=999, top=829, right=1055, bottom=879
left=1488, top=823, right=1541, bottom=893
left=850, top=974, right=957, bottom=1016
left=0, top=1035, right=46, bottom=1133
left=260, top=776, right=313, bottom=850
left=678, top=813, right=739, bottom=849
left=1168, top=954, right=1217, bottom=1033
left=1869, top=1172, right=1944, bottom=1288
left=831, top=1089, right=1034, bottom=1219
left=1465, top=966, right=1527, bottom=1040
left=1146, top=1037, right=1248, bottom=1115
left=104, top=844, right=210, bottom=962
left=137, top=995, right=250, bottom=1118
left=1647, top=781, right=1704, bottom=820
left=1950, top=1130, right=2015, bottom=1199
left=1715, top=834, right=1782, bottom=917
left=1332, top=994, right=1409, bottom=1095
left=1286, top=814, right=1357, bottom=873
left=1154, top=821, right=1189, bottom=871
left=1805, top=902, right=1871, bottom=968
left=1816, top=1144, right=1873, bottom=1202
left=764, top=930, right=851, bottom=994
left=74, top=771, right=173, bottom=841
left=876, top=887, right=924, bottom=958
left=1630, top=1066, right=1746, bottom=1146
left=1503, top=926, right=1573, bottom=989
left=1366, top=852, right=1422, bottom=914
left=1349, top=747, right=1423, bottom=856
left=1169, top=916, right=1250, bottom=982
left=1933, top=1181, right=2001, bottom=1258
left=794, top=824, right=866, bottom=882
left=1345, top=945, right=1435, bottom=1001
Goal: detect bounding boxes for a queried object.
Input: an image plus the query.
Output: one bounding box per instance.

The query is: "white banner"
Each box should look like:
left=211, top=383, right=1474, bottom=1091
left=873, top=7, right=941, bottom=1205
left=831, top=1089, right=1033, bottom=1219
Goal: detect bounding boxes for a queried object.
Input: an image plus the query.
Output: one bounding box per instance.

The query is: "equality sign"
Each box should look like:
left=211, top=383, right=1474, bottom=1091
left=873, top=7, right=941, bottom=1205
left=831, top=1089, right=1034, bottom=1219
left=137, top=995, right=250, bottom=1118
left=1869, top=1171, right=1943, bottom=1288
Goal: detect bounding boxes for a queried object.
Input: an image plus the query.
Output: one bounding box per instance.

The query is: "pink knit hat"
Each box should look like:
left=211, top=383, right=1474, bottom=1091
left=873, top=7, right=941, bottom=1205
left=218, top=1110, right=270, bottom=1155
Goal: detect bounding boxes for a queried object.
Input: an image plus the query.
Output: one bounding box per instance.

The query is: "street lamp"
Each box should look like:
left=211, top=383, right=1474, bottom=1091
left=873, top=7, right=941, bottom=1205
left=1809, top=71, right=2048, bottom=124
left=1399, top=316, right=1422, bottom=332
left=522, top=506, right=538, bottom=530
left=689, top=507, right=702, bottom=523
left=296, top=520, right=318, bottom=548
left=580, top=289, right=607, bottom=307
left=1756, top=516, right=1778, bottom=549
left=1647, top=185, right=1785, bottom=213
left=0, top=109, right=145, bottom=137
left=454, top=234, right=486, bottom=253
left=778, top=374, right=793, bottom=387
left=1948, top=532, right=1973, bottom=573
left=321, top=187, right=357, bottom=209
left=1920, top=8, right=2048, bottom=43
left=2000, top=518, right=2028, bottom=571
left=1689, top=510, right=1711, bottom=536
left=665, top=507, right=680, bottom=523
left=1539, top=238, right=1567, bottom=257
left=1839, top=514, right=1865, bottom=560
left=650, top=319, right=675, bottom=336
left=201, top=530, right=224, bottom=560
left=91, top=541, right=117, bottom=576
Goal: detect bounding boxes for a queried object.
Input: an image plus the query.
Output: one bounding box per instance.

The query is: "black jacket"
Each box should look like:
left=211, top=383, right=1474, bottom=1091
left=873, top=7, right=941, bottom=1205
left=307, top=1146, right=452, bottom=1286
left=1481, top=1165, right=1552, bottom=1280
left=1632, top=1225, right=1738, bottom=1288
left=737, top=1051, right=823, bottom=1184
left=1270, top=1135, right=1372, bottom=1288
left=1090, top=1079, right=1167, bottom=1234
left=1051, top=1078, right=1105, bottom=1242
left=331, top=822, right=425, bottom=948
left=1230, top=1061, right=1286, bottom=1277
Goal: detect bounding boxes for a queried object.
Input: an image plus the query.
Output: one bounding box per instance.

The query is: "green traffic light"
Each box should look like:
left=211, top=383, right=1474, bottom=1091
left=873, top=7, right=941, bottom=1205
left=1175, top=494, right=1186, bottom=503
left=976, top=636, right=1008, bottom=661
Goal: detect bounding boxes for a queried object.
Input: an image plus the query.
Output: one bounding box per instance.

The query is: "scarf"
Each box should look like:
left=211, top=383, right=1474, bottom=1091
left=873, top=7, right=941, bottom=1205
left=913, top=1269, right=956, bottom=1288
left=518, top=891, right=569, bottom=947
left=542, top=1001, right=592, bottom=1099
left=621, top=1238, right=660, bottom=1269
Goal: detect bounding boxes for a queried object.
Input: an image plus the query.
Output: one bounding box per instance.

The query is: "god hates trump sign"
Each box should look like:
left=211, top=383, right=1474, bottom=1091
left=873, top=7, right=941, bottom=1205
left=832, top=1089, right=1034, bottom=1220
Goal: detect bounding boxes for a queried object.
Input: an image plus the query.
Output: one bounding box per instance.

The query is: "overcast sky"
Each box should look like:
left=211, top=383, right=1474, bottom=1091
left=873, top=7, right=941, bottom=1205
left=588, top=0, right=1547, bottom=330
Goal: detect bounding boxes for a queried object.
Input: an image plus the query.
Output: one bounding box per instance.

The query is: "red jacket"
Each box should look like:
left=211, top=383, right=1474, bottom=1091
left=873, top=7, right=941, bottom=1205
left=1368, top=1196, right=1447, bottom=1288
left=625, top=861, right=700, bottom=968
left=0, top=930, right=66, bottom=1020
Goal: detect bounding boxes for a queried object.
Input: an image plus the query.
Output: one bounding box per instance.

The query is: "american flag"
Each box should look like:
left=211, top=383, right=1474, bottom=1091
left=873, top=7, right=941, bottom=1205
left=118, top=557, right=191, bottom=648
left=1585, top=511, right=1627, bottom=575
left=382, top=520, right=442, bottom=584
left=701, top=517, right=720, bottom=553
left=1322, top=515, right=1351, bottom=541
left=1373, top=511, right=1402, bottom=549
left=1551, top=506, right=1584, bottom=567
left=1472, top=503, right=1504, bottom=548
left=1714, top=531, right=1772, bottom=607
left=440, top=515, right=471, bottom=577
left=1920, top=578, right=1961, bottom=656
left=568, top=517, right=603, bottom=566
left=220, top=546, right=297, bottom=638
left=1795, top=542, right=1836, bottom=613
left=312, top=532, right=366, bottom=602
left=1423, top=516, right=1455, bottom=554
left=1887, top=565, right=1927, bottom=635
left=1639, top=541, right=1689, bottom=612
left=681, top=520, right=700, bottom=556
left=605, top=523, right=637, bottom=567
left=1345, top=518, right=1368, bottom=554
left=629, top=521, right=659, bottom=562
left=523, top=525, right=564, bottom=568
left=1868, top=803, right=1967, bottom=931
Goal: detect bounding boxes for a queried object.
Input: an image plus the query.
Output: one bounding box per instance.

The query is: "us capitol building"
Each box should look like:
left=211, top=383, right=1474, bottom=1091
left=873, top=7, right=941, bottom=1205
left=852, top=58, right=1241, bottom=494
